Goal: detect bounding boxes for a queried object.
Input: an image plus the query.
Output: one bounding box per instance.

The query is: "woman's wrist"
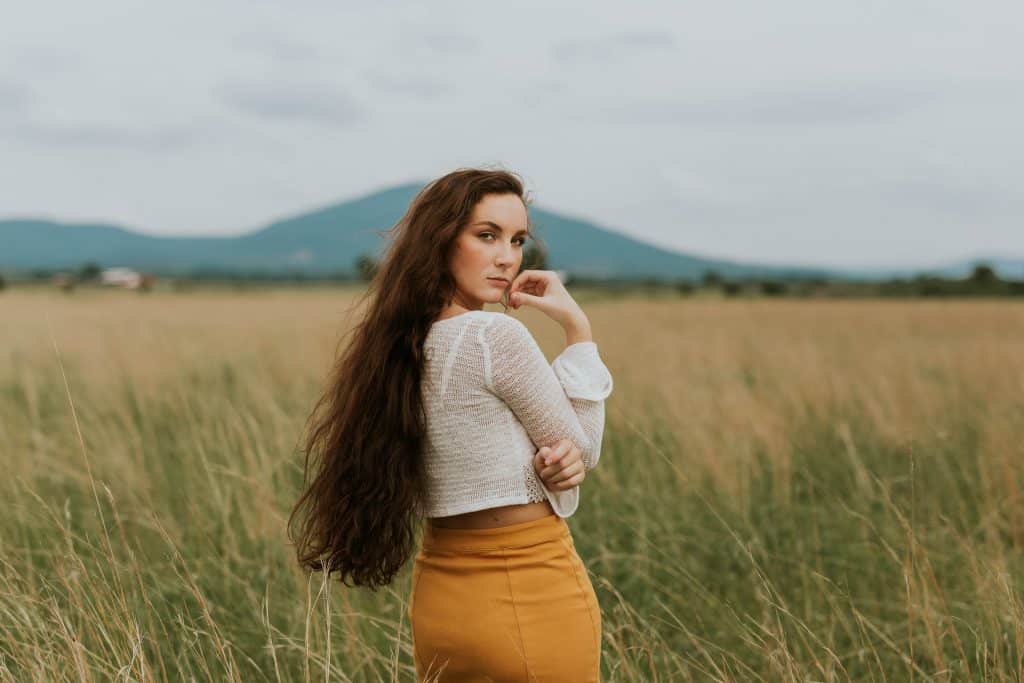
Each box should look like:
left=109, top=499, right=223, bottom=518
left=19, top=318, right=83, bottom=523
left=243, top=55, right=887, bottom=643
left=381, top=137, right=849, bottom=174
left=563, top=314, right=592, bottom=345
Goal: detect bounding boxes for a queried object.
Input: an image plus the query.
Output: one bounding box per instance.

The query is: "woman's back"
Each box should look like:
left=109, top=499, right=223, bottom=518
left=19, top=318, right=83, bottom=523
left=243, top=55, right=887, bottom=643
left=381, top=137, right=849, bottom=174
left=419, top=309, right=613, bottom=519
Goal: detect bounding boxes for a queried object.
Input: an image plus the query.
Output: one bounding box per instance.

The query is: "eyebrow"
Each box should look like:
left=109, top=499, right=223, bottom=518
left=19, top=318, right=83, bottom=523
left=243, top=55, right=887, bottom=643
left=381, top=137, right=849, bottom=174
left=473, top=220, right=529, bottom=235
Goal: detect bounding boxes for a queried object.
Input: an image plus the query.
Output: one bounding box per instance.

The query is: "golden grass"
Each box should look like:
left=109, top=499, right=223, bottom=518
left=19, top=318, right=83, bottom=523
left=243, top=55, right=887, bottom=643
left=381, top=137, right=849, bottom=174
left=2, top=288, right=1023, bottom=681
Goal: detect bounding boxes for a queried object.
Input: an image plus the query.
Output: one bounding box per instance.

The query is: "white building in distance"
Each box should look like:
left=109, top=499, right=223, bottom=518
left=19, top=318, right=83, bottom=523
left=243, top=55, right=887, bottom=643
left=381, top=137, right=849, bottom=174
left=100, top=267, right=154, bottom=289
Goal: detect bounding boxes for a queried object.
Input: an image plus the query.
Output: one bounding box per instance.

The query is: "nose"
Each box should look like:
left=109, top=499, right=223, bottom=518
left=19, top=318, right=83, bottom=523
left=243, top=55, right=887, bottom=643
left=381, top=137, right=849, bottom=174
left=494, top=241, right=515, bottom=268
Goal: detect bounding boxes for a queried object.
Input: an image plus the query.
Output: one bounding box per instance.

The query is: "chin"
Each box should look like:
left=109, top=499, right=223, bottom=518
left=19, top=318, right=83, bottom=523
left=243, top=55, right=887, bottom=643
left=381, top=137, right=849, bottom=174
left=478, top=290, right=504, bottom=304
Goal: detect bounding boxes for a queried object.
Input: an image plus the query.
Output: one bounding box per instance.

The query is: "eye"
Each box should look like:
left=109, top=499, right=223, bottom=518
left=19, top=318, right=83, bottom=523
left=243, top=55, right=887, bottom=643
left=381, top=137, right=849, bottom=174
left=479, top=232, right=527, bottom=246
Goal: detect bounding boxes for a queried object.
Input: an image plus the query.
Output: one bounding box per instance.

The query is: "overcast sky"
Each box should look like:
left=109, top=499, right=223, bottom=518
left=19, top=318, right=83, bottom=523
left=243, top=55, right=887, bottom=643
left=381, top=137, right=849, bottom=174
left=2, top=1, right=1022, bottom=269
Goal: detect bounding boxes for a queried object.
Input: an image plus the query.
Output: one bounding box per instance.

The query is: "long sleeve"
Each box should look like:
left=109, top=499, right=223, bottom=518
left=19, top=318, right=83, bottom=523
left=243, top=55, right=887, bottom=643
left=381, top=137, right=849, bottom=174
left=482, top=314, right=614, bottom=517
left=550, top=341, right=612, bottom=471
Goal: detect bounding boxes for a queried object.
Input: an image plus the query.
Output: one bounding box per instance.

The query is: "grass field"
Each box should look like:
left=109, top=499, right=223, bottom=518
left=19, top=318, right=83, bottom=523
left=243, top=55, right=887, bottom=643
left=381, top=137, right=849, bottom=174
left=2, top=288, right=1023, bottom=681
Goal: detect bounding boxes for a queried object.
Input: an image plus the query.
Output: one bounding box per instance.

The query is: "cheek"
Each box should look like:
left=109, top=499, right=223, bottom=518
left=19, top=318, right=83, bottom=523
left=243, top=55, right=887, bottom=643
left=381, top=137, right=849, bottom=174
left=461, top=240, right=490, bottom=268
left=451, top=239, right=486, bottom=279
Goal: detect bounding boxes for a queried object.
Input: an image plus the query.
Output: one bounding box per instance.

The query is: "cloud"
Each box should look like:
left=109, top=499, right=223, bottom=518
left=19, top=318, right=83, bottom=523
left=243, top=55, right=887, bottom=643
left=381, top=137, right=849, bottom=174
left=602, top=80, right=948, bottom=127
left=0, top=81, right=33, bottom=113
left=10, top=46, right=79, bottom=76
left=551, top=29, right=675, bottom=62
left=659, top=166, right=728, bottom=204
left=876, top=178, right=1024, bottom=217
left=11, top=121, right=206, bottom=150
left=217, top=80, right=363, bottom=126
left=518, top=78, right=570, bottom=106
left=363, top=71, right=453, bottom=99
left=231, top=33, right=324, bottom=64
left=0, top=77, right=209, bottom=150
left=411, top=30, right=480, bottom=56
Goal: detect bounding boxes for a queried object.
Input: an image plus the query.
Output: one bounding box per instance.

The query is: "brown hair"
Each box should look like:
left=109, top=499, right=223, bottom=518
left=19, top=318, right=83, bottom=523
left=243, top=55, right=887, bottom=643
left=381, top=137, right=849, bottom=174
left=287, top=167, right=546, bottom=589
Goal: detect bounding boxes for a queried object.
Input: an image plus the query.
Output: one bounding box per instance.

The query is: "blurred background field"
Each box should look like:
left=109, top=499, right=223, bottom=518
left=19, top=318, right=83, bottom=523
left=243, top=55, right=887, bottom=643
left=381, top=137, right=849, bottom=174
left=3, top=287, right=1023, bottom=681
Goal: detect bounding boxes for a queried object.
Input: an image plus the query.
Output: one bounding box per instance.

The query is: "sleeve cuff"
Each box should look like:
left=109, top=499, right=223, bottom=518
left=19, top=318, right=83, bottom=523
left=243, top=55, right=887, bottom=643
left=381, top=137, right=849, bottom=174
left=543, top=484, right=579, bottom=518
left=551, top=342, right=614, bottom=401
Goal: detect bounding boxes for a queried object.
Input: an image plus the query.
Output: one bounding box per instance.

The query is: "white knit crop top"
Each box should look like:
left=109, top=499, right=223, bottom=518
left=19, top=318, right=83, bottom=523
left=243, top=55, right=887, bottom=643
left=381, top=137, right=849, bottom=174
left=416, top=309, right=614, bottom=519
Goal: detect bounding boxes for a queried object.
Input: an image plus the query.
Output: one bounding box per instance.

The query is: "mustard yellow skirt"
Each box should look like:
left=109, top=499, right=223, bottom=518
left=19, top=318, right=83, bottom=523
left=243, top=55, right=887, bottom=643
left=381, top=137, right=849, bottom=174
left=408, top=513, right=602, bottom=682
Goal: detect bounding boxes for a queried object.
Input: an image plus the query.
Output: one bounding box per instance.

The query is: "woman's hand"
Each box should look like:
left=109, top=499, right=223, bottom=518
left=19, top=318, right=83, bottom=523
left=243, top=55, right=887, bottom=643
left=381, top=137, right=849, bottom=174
left=532, top=438, right=586, bottom=492
left=508, top=270, right=588, bottom=331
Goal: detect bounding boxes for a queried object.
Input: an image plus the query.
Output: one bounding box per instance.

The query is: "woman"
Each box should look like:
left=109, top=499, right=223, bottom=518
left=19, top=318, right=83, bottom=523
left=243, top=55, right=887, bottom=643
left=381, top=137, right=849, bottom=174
left=289, top=168, right=614, bottom=681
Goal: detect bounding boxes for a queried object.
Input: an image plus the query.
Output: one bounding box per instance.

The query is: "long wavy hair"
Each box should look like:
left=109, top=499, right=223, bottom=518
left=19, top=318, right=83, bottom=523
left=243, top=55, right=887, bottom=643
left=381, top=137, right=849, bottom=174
left=287, top=167, right=547, bottom=590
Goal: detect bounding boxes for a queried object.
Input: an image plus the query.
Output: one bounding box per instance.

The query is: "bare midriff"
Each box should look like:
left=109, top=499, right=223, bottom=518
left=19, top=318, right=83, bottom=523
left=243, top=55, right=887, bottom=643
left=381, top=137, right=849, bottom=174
left=428, top=500, right=555, bottom=529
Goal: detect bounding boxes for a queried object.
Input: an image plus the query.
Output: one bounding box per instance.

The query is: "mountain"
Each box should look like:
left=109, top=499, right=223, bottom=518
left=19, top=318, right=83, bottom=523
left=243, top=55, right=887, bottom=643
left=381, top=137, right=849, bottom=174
left=0, top=182, right=1001, bottom=281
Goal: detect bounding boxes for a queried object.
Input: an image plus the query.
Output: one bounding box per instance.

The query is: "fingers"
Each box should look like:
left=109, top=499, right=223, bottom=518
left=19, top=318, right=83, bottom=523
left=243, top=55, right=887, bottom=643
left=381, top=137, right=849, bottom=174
left=509, top=269, right=547, bottom=290
left=507, top=270, right=577, bottom=325
left=534, top=445, right=565, bottom=478
left=533, top=450, right=546, bottom=471
left=510, top=273, right=548, bottom=310
left=541, top=439, right=573, bottom=466
left=511, top=277, right=544, bottom=296
left=537, top=441, right=580, bottom=477
left=508, top=270, right=552, bottom=298
left=535, top=441, right=586, bottom=492
left=548, top=468, right=585, bottom=491
left=541, top=458, right=584, bottom=485
left=547, top=442, right=582, bottom=467
left=540, top=440, right=582, bottom=468
left=556, top=471, right=585, bottom=490
left=510, top=291, right=542, bottom=310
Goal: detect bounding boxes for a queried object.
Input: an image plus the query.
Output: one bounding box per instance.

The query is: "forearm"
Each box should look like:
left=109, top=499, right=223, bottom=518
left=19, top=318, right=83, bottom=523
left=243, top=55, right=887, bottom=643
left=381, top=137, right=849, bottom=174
left=563, top=314, right=593, bottom=346
left=567, top=398, right=604, bottom=470
left=549, top=324, right=612, bottom=471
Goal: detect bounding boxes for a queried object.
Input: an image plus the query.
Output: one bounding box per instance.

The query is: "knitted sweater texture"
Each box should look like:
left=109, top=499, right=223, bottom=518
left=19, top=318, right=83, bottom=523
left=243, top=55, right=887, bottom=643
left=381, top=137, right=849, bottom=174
left=417, top=309, right=614, bottom=518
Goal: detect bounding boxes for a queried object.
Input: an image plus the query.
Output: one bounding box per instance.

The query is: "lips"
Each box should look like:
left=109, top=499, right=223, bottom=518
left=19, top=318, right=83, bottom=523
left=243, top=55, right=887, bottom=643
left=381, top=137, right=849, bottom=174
left=487, top=277, right=509, bottom=286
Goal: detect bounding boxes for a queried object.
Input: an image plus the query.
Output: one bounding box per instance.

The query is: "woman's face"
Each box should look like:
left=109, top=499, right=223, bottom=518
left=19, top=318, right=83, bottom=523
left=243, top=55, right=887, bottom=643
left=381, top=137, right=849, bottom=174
left=447, top=193, right=529, bottom=310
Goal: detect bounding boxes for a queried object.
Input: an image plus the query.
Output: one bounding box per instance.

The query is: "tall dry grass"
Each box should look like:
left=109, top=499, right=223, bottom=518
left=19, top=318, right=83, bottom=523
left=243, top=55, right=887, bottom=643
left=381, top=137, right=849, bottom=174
left=1, top=287, right=1022, bottom=681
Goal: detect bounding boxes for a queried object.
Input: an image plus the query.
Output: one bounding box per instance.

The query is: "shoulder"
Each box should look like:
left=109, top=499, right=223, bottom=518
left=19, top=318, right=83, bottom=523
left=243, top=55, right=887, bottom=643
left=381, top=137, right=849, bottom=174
left=479, top=313, right=544, bottom=362
left=479, top=311, right=532, bottom=339
left=478, top=314, right=545, bottom=387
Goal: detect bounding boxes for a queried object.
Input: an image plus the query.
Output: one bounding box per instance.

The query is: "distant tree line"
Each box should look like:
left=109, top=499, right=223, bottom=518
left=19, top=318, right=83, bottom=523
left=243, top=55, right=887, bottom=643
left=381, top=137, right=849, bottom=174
left=568, top=264, right=1024, bottom=298
left=2, top=259, right=1020, bottom=298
